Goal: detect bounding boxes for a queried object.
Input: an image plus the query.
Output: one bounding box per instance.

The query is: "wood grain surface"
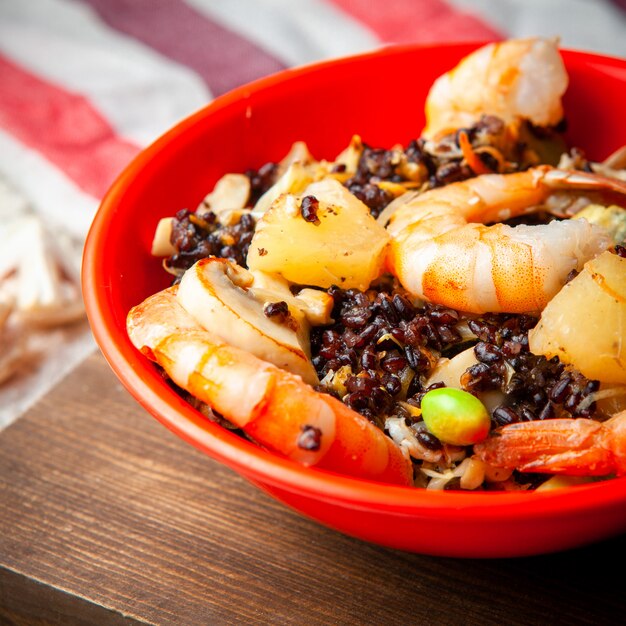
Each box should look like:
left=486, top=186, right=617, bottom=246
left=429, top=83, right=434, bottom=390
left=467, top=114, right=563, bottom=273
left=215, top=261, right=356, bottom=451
left=1, top=352, right=626, bottom=625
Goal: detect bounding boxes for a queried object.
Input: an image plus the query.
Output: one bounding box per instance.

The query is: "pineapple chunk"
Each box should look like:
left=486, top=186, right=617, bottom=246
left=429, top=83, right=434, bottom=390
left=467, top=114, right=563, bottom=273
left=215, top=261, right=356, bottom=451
left=528, top=251, right=626, bottom=384
left=247, top=179, right=389, bottom=290
left=575, top=204, right=626, bottom=245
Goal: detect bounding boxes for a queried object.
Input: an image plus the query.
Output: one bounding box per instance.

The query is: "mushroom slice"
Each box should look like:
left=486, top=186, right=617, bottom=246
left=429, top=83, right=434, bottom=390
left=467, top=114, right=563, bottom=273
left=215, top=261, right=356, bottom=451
left=249, top=270, right=334, bottom=326
left=198, top=173, right=251, bottom=215
left=425, top=346, right=479, bottom=389
left=151, top=217, right=175, bottom=257
left=294, top=288, right=334, bottom=326
left=425, top=346, right=504, bottom=414
left=177, top=258, right=319, bottom=385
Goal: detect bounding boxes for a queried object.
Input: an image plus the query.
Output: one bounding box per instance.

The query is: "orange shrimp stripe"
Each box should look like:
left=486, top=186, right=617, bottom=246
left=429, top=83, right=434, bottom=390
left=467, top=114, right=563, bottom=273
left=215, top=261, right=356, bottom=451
left=128, top=289, right=413, bottom=486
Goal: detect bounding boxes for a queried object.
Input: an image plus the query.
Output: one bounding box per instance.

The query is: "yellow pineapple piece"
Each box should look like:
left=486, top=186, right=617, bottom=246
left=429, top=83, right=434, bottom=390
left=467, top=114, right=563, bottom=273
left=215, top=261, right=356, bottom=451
left=529, top=251, right=626, bottom=384
left=247, top=179, right=389, bottom=291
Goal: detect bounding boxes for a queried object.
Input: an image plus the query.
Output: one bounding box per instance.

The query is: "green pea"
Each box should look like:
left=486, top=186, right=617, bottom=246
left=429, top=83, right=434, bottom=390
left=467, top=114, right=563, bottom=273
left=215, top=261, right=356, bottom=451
left=421, top=388, right=491, bottom=446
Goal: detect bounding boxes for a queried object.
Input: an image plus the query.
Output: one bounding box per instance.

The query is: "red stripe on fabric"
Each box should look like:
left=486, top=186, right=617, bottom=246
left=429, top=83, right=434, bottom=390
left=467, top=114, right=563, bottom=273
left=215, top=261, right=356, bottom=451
left=329, top=0, right=502, bottom=44
left=0, top=54, right=139, bottom=199
left=79, top=0, right=286, bottom=96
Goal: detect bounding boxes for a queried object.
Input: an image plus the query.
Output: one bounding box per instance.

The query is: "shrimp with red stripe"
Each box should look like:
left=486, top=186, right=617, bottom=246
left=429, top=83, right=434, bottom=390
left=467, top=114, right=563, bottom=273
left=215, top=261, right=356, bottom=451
left=127, top=264, right=413, bottom=486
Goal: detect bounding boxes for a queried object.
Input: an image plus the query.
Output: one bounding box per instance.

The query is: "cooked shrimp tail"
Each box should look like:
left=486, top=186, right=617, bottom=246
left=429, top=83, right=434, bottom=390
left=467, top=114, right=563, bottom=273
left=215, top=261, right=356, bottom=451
left=127, top=287, right=413, bottom=486
left=474, top=411, right=626, bottom=477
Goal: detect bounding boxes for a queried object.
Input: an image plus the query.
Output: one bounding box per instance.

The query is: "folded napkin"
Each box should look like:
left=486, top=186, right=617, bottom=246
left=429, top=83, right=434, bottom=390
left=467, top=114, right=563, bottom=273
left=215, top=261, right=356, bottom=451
left=0, top=0, right=624, bottom=429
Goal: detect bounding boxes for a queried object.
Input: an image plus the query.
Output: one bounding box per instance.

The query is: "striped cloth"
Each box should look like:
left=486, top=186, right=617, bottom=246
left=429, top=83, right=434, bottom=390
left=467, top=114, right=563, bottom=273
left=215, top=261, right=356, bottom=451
left=0, top=0, right=625, bottom=428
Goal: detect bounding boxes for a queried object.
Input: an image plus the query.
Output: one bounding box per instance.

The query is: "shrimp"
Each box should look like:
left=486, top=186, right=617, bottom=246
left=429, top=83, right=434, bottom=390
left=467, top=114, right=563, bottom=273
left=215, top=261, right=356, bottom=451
left=386, top=166, right=626, bottom=314
left=423, top=37, right=568, bottom=139
left=127, top=287, right=413, bottom=486
left=474, top=411, right=626, bottom=477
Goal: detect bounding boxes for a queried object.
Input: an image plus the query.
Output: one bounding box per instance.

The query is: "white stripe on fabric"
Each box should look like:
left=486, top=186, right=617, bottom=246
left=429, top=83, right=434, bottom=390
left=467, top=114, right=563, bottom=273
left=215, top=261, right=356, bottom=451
left=0, top=0, right=213, bottom=147
left=447, top=0, right=626, bottom=58
left=185, top=0, right=381, bottom=67
left=0, top=130, right=98, bottom=238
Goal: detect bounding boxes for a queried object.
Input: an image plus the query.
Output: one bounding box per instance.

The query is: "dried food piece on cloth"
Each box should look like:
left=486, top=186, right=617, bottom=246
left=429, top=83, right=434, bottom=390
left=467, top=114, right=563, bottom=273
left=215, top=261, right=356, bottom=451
left=0, top=177, right=90, bottom=410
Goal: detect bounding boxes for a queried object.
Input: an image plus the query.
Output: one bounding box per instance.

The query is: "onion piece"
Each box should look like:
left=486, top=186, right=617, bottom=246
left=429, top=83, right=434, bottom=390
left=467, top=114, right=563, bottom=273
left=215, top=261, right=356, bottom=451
left=576, top=385, right=626, bottom=414
left=376, top=190, right=420, bottom=228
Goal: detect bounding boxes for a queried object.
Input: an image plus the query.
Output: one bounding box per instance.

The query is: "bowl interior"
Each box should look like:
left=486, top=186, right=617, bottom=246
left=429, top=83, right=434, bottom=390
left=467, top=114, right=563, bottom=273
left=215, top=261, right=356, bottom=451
left=83, top=42, right=626, bottom=556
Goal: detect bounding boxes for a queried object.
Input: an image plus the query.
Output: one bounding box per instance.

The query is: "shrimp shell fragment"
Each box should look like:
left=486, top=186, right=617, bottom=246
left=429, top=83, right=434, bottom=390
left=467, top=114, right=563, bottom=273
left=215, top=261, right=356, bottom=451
left=474, top=411, right=626, bottom=477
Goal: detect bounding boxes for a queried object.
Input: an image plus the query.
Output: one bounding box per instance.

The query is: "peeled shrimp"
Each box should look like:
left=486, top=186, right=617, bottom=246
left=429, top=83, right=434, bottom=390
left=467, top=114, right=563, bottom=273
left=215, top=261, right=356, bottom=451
left=423, top=37, right=568, bottom=139
left=474, top=411, right=626, bottom=477
left=127, top=287, right=413, bottom=485
left=386, top=166, right=626, bottom=314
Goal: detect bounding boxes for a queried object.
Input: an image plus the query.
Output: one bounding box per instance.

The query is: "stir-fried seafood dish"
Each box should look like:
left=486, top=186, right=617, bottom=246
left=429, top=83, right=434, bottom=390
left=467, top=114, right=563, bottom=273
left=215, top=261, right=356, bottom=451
left=128, top=38, right=626, bottom=490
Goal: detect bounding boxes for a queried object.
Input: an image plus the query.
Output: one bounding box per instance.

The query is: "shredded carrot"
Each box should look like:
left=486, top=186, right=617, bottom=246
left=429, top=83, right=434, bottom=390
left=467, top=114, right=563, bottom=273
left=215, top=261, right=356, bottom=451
left=458, top=130, right=492, bottom=175
left=475, top=145, right=506, bottom=171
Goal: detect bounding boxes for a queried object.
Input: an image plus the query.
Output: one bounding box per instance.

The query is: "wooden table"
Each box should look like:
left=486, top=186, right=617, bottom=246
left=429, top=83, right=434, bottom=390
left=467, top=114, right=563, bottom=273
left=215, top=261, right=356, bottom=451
left=1, top=351, right=625, bottom=625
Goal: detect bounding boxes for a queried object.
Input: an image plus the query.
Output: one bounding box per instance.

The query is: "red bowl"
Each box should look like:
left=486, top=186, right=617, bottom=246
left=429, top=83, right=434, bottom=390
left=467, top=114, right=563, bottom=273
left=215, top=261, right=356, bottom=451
left=83, top=42, right=626, bottom=558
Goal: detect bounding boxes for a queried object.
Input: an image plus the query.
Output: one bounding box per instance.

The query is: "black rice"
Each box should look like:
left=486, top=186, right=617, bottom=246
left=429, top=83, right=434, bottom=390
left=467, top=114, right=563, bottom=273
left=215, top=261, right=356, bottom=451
left=310, top=285, right=601, bottom=429
left=166, top=208, right=256, bottom=275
